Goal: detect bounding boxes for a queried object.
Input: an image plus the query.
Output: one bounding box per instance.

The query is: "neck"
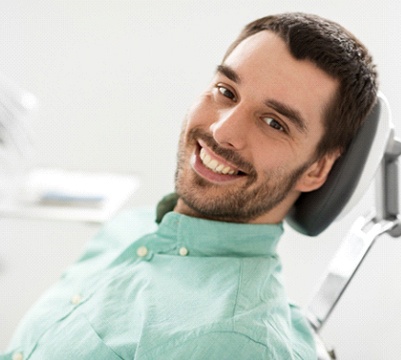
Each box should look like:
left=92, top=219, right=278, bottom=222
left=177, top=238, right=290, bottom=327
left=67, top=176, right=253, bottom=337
left=174, top=192, right=300, bottom=224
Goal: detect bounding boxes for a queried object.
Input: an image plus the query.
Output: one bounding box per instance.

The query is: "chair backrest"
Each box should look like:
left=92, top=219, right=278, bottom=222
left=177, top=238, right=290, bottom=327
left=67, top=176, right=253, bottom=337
left=286, top=93, right=393, bottom=236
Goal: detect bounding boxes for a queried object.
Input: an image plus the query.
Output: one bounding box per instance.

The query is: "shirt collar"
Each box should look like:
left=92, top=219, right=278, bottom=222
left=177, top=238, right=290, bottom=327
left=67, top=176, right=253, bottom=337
left=155, top=194, right=283, bottom=258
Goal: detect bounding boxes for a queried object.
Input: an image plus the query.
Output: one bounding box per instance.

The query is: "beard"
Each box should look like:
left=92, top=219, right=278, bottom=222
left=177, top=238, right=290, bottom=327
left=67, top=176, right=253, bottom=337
left=174, top=127, right=311, bottom=223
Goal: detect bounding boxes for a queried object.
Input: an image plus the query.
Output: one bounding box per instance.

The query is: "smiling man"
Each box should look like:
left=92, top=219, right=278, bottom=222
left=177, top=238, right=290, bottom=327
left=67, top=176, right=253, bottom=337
left=175, top=30, right=340, bottom=225
left=3, top=13, right=377, bottom=360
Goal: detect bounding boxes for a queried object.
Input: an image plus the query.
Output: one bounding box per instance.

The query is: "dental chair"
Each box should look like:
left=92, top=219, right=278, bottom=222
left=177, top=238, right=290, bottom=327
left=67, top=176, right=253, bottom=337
left=286, top=93, right=400, bottom=359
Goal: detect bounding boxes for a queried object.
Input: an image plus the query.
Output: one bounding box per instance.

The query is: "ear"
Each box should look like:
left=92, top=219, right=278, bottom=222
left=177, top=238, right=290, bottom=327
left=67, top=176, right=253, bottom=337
left=295, top=150, right=341, bottom=193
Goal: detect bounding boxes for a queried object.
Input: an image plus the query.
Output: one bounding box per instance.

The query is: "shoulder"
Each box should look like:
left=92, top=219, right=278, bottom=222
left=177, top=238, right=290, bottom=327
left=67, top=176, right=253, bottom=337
left=73, top=206, right=158, bottom=265
left=97, top=206, right=158, bottom=243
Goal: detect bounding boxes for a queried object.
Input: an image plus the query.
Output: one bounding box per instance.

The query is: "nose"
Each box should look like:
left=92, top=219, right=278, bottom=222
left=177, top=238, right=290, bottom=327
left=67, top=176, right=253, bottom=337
left=210, top=106, right=248, bottom=150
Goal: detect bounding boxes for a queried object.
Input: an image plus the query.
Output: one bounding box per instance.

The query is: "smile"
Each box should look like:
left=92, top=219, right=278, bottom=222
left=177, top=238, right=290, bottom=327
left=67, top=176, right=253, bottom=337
left=190, top=140, right=247, bottom=183
left=199, top=147, right=238, bottom=175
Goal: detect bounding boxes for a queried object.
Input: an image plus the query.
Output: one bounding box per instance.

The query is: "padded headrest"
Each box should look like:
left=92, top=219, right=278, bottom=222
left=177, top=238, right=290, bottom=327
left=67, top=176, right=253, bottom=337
left=286, top=93, right=393, bottom=236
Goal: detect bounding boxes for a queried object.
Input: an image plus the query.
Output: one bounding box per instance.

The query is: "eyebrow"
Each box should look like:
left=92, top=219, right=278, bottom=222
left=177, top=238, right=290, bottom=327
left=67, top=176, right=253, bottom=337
left=266, top=99, right=308, bottom=134
left=216, top=64, right=241, bottom=84
left=216, top=64, right=308, bottom=134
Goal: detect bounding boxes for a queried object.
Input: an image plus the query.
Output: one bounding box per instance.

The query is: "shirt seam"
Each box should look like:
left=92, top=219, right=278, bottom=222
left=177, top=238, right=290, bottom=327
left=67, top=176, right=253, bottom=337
left=141, top=329, right=270, bottom=358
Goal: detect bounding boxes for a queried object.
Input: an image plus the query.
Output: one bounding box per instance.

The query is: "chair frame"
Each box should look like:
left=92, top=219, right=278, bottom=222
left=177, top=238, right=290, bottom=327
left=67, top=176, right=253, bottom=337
left=306, top=126, right=401, bottom=359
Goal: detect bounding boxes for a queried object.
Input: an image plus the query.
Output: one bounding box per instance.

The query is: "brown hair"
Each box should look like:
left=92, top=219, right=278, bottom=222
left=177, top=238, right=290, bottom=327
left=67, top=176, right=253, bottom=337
left=223, top=13, right=378, bottom=158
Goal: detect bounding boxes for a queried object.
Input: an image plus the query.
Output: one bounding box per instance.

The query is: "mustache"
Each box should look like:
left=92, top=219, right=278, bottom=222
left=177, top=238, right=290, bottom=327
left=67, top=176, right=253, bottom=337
left=188, top=128, right=257, bottom=177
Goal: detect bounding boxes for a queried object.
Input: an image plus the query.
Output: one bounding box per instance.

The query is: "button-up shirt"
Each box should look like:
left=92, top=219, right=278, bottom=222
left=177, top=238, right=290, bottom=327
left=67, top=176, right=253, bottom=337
left=2, top=206, right=316, bottom=359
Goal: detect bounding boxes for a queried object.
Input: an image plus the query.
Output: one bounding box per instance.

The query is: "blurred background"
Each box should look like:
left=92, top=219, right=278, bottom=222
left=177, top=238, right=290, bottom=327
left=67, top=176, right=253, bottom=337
left=0, top=1, right=399, bottom=358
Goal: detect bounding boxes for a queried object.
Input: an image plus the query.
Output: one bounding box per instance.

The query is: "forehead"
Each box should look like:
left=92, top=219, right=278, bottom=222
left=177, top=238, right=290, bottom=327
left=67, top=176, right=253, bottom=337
left=222, top=31, right=339, bottom=135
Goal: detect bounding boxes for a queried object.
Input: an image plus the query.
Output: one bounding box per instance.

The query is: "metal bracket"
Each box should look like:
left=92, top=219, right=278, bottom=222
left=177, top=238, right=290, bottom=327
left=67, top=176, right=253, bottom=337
left=376, top=134, right=401, bottom=236
left=306, top=214, right=399, bottom=332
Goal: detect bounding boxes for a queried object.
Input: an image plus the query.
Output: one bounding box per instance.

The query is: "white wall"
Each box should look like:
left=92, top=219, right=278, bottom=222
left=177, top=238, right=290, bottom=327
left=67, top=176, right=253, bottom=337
left=0, top=0, right=400, bottom=358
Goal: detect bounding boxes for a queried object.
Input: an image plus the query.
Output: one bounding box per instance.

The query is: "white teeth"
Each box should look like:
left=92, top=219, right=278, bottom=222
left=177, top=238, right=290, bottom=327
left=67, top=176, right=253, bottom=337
left=209, top=159, right=219, bottom=169
left=200, top=148, right=207, bottom=161
left=199, top=147, right=238, bottom=175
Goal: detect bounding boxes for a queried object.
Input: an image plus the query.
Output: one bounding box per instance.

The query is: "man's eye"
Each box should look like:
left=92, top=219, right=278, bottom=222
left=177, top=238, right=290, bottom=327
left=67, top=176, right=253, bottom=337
left=264, top=117, right=285, bottom=132
left=217, top=85, right=237, bottom=102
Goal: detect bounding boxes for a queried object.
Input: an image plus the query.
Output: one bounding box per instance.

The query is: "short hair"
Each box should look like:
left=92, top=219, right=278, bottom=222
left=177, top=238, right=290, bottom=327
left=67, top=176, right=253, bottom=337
left=222, top=13, right=378, bottom=159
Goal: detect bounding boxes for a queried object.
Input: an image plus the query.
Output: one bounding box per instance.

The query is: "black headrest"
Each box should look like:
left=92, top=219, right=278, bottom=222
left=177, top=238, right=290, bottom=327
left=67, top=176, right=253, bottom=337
left=286, top=97, right=388, bottom=236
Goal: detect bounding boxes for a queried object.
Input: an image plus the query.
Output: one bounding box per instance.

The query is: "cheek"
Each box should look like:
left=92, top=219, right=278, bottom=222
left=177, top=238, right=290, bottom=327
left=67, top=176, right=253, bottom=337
left=252, top=139, right=291, bottom=167
left=185, top=93, right=216, bottom=128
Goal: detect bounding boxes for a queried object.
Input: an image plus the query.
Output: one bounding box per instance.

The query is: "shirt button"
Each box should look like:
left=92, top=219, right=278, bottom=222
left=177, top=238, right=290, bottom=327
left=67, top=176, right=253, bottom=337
left=179, top=247, right=189, bottom=256
left=136, top=246, right=148, bottom=257
left=12, top=352, right=23, bottom=360
left=70, top=294, right=82, bottom=305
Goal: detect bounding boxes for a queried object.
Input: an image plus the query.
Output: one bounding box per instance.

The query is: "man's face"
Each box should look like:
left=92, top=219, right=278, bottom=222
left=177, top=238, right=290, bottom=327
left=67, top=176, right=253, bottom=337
left=174, top=31, right=339, bottom=223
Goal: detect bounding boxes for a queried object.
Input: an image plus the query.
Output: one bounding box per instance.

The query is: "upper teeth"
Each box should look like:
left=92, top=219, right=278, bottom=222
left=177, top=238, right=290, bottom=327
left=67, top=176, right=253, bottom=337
left=199, top=148, right=237, bottom=175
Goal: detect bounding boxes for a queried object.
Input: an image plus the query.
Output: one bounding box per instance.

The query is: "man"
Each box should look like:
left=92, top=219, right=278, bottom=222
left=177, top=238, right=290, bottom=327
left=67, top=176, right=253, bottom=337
left=2, top=12, right=377, bottom=360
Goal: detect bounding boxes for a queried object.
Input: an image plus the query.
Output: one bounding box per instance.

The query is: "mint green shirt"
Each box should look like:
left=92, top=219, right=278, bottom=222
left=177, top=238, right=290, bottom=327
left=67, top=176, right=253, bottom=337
left=2, top=206, right=316, bottom=359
